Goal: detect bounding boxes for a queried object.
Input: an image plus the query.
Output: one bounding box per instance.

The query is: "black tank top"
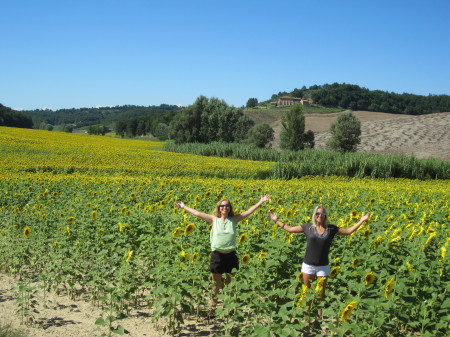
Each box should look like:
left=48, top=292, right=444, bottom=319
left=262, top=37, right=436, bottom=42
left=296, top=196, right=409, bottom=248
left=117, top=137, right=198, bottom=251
left=301, top=222, right=339, bottom=266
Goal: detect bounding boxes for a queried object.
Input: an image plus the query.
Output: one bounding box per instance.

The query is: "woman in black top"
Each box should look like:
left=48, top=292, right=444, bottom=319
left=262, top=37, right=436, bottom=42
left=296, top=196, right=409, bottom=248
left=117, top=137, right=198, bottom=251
left=268, top=205, right=370, bottom=315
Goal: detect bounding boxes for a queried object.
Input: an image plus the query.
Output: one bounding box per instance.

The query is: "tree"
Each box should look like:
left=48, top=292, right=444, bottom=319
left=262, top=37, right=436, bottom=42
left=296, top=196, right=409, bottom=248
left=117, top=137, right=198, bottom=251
left=326, top=111, right=361, bottom=152
left=168, top=96, right=253, bottom=144
left=154, top=122, right=169, bottom=140
left=280, top=104, right=306, bottom=151
left=247, top=123, right=274, bottom=148
left=246, top=98, right=258, bottom=108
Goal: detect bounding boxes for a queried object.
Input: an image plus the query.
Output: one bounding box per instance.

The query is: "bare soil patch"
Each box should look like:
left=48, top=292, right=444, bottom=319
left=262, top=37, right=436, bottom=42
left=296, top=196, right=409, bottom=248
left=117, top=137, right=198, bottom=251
left=0, top=273, right=220, bottom=337
left=271, top=111, right=450, bottom=161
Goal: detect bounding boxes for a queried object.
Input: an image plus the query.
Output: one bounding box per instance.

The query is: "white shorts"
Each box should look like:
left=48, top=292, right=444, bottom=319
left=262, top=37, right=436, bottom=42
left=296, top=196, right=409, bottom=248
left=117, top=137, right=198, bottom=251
left=301, top=262, right=330, bottom=277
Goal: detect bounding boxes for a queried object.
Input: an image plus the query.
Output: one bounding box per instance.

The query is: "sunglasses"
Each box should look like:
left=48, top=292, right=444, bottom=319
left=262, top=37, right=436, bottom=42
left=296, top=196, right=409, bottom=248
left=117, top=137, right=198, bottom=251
left=219, top=204, right=231, bottom=208
left=315, top=212, right=326, bottom=216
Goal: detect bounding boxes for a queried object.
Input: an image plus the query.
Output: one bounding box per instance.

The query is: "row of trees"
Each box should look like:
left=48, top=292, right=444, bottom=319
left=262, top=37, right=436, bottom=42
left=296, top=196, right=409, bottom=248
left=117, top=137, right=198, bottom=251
left=161, top=96, right=360, bottom=152
left=271, top=83, right=450, bottom=115
left=0, top=104, right=33, bottom=128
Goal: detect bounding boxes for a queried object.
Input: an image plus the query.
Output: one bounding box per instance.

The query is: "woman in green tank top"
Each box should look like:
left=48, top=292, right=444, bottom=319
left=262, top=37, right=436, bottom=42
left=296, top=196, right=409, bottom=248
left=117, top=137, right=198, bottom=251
left=175, top=194, right=270, bottom=317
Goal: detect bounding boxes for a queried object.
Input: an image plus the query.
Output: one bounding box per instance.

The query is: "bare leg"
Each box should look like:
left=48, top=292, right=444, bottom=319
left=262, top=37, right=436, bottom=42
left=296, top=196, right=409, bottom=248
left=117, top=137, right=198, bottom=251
left=211, top=273, right=222, bottom=307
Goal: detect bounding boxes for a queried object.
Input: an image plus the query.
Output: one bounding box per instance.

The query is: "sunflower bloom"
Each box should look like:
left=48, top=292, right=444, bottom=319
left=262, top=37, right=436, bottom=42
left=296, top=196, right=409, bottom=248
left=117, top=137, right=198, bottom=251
left=330, top=266, right=340, bottom=278
left=125, top=250, right=133, bottom=263
left=242, top=254, right=250, bottom=264
left=23, top=227, right=31, bottom=238
left=374, top=236, right=384, bottom=249
left=350, top=210, right=358, bottom=219
left=362, top=228, right=371, bottom=238
left=172, top=227, right=181, bottom=238
left=425, top=232, right=436, bottom=246
left=340, top=301, right=358, bottom=322
left=68, top=217, right=75, bottom=223
left=297, top=284, right=308, bottom=307
left=296, top=272, right=303, bottom=282
left=364, top=272, right=376, bottom=286
left=184, top=223, right=195, bottom=235
left=384, top=278, right=395, bottom=298
left=351, top=259, right=361, bottom=268
left=91, top=210, right=97, bottom=220
left=180, top=250, right=189, bottom=261
left=406, top=262, right=414, bottom=274
left=191, top=252, right=199, bottom=264
left=440, top=246, right=447, bottom=260
left=66, top=226, right=71, bottom=237
left=315, top=277, right=326, bottom=298
left=54, top=241, right=59, bottom=249
left=257, top=251, right=267, bottom=259
left=238, top=233, right=248, bottom=244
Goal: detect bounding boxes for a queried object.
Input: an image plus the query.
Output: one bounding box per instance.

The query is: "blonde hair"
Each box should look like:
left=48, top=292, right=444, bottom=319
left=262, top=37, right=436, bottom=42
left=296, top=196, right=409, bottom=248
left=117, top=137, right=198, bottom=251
left=214, top=199, right=235, bottom=217
left=311, top=205, right=329, bottom=229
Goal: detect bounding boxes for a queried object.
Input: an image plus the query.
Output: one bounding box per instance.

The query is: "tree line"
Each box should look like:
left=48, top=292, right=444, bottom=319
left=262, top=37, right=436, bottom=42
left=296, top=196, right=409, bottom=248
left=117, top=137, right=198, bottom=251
left=20, top=104, right=181, bottom=130
left=0, top=104, right=33, bottom=128
left=271, top=83, right=450, bottom=114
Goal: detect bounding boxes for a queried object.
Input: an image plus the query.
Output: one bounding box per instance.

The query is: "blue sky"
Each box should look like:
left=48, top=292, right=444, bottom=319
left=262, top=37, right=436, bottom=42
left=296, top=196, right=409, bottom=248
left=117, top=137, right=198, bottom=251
left=1, top=0, right=449, bottom=110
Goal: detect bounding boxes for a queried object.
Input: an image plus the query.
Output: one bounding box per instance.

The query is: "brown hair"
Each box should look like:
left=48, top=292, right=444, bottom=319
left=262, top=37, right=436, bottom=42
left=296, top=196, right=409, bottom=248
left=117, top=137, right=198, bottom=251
left=214, top=199, right=234, bottom=217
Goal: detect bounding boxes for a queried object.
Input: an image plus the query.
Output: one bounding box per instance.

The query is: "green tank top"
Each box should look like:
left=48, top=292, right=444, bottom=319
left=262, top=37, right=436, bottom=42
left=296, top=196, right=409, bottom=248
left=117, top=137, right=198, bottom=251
left=210, top=216, right=237, bottom=252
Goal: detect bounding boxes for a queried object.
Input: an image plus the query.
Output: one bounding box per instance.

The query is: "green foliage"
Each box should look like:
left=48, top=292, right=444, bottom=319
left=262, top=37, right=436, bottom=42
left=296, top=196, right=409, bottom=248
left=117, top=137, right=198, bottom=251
left=0, top=104, right=33, bottom=128
left=87, top=124, right=108, bottom=136
left=15, top=281, right=38, bottom=326
left=21, top=104, right=180, bottom=131
left=327, top=111, right=361, bottom=152
left=280, top=104, right=315, bottom=151
left=246, top=98, right=258, bottom=108
left=164, top=142, right=450, bottom=180
left=272, top=83, right=450, bottom=114
left=168, top=96, right=254, bottom=144
left=247, top=123, right=274, bottom=148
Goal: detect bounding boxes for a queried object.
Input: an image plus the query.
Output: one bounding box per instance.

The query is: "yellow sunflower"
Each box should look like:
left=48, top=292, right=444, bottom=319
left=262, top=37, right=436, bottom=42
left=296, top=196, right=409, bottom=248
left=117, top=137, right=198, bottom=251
left=315, top=277, right=326, bottom=298
left=242, top=254, right=250, bottom=264
left=297, top=284, right=308, bottom=307
left=257, top=251, right=267, bottom=259
left=351, top=259, right=361, bottom=268
left=184, top=223, right=195, bottom=235
left=384, top=278, right=395, bottom=298
left=329, top=266, right=340, bottom=278
left=191, top=252, right=199, bottom=264
left=172, top=227, right=181, bottom=238
left=340, top=301, right=358, bottom=322
left=238, top=233, right=248, bottom=244
left=364, top=271, right=376, bottom=286
left=23, top=226, right=31, bottom=238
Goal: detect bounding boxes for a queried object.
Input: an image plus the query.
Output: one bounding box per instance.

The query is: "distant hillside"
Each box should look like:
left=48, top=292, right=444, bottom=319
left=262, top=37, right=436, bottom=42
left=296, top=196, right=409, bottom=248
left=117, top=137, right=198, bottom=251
left=266, top=83, right=450, bottom=115
left=21, top=104, right=181, bottom=130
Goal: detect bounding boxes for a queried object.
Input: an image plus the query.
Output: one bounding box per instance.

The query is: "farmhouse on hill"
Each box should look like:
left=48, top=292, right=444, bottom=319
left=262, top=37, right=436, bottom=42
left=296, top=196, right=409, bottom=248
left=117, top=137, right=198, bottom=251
left=276, top=96, right=310, bottom=106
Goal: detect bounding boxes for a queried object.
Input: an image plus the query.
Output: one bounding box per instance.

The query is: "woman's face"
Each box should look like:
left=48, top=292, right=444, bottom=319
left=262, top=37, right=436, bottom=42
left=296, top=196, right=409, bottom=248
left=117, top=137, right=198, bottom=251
left=315, top=208, right=327, bottom=225
left=218, top=200, right=231, bottom=216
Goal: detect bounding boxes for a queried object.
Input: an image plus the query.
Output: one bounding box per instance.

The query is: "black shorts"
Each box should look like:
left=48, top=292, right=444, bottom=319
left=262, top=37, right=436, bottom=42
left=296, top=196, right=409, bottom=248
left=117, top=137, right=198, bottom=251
left=209, top=251, right=239, bottom=274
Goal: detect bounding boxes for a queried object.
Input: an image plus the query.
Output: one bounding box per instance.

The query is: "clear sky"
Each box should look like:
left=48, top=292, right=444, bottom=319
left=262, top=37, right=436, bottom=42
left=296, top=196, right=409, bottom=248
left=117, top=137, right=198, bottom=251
left=1, top=0, right=449, bottom=111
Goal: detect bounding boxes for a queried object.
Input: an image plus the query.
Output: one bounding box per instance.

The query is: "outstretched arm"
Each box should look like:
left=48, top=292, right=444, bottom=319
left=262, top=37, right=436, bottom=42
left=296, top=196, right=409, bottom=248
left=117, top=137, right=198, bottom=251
left=174, top=202, right=214, bottom=223
left=268, top=211, right=304, bottom=233
left=338, top=212, right=371, bottom=235
left=233, top=194, right=271, bottom=223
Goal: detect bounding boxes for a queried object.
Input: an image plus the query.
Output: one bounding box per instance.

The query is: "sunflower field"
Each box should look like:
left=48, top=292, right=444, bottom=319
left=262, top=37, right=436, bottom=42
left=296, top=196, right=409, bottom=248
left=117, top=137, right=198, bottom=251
left=0, top=126, right=449, bottom=336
